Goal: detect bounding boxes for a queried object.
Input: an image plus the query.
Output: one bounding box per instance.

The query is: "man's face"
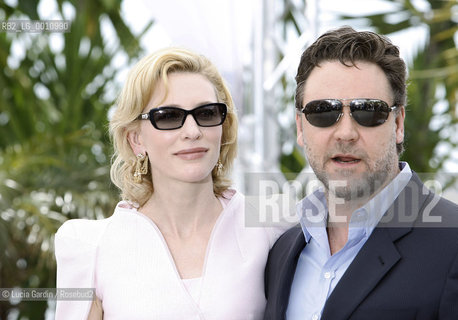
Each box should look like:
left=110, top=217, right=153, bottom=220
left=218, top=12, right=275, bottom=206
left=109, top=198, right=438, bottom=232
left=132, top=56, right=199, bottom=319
left=296, top=61, right=405, bottom=201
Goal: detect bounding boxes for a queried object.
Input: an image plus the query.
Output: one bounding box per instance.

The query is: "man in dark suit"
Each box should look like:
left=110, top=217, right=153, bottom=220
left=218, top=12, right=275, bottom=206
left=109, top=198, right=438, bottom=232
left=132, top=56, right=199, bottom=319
left=264, top=26, right=458, bottom=320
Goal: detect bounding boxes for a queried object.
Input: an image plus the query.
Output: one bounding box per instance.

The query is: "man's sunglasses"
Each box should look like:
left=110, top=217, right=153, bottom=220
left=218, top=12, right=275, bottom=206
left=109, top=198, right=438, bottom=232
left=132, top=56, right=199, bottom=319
left=301, top=98, right=398, bottom=128
left=137, top=103, right=227, bottom=130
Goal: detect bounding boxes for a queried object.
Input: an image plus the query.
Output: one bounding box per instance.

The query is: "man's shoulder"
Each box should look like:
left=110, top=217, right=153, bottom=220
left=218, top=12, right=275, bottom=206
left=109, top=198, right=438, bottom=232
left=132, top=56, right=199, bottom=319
left=274, top=224, right=303, bottom=245
left=390, top=171, right=458, bottom=228
left=417, top=192, right=458, bottom=228
left=433, top=193, right=458, bottom=210
left=269, top=224, right=305, bottom=260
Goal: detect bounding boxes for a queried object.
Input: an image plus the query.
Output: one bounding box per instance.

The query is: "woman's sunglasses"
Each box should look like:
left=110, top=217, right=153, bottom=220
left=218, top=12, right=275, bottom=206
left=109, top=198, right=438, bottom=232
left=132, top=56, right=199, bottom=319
left=137, top=103, right=227, bottom=130
left=301, top=98, right=398, bottom=128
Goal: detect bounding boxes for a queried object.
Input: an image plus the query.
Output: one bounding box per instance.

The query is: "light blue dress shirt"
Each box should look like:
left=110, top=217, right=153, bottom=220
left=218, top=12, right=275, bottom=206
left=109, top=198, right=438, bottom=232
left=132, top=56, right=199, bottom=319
left=286, top=162, right=412, bottom=320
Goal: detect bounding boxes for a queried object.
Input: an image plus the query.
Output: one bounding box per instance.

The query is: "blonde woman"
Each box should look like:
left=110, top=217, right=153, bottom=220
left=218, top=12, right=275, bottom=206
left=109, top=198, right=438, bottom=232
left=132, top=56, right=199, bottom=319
left=55, top=48, right=287, bottom=319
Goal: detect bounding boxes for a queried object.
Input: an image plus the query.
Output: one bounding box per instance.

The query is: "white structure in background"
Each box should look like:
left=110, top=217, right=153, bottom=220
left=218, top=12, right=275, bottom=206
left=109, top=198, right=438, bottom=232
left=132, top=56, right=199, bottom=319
left=240, top=0, right=318, bottom=195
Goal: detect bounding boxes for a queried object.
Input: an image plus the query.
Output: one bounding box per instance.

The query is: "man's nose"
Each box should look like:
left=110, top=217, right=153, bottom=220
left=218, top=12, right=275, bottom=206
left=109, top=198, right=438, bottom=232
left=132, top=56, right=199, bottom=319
left=332, top=106, right=359, bottom=142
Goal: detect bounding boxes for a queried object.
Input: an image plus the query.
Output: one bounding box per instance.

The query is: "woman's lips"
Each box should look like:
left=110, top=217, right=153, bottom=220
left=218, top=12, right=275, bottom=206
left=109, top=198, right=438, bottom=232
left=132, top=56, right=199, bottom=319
left=174, top=148, right=208, bottom=160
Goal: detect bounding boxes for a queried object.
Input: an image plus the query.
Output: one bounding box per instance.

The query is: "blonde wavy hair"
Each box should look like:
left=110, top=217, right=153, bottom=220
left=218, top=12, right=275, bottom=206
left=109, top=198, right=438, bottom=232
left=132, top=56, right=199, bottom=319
left=109, top=48, right=238, bottom=206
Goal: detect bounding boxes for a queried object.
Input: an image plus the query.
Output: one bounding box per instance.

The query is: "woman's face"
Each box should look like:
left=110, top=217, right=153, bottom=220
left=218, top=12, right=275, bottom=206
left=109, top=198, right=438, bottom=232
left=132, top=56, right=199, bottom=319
left=129, top=72, right=223, bottom=186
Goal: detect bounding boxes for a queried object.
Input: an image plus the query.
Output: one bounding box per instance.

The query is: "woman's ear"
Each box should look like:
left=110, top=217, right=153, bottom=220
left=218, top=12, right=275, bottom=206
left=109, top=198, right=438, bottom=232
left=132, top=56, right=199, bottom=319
left=127, top=129, right=144, bottom=155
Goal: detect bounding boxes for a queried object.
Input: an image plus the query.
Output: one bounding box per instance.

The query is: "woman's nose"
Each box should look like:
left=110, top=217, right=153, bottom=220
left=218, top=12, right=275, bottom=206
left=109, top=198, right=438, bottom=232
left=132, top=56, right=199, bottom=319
left=180, top=115, right=202, bottom=140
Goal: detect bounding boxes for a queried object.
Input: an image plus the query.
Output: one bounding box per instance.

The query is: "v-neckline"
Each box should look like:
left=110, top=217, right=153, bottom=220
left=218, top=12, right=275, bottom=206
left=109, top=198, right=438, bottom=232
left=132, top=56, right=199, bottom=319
left=131, top=197, right=229, bottom=305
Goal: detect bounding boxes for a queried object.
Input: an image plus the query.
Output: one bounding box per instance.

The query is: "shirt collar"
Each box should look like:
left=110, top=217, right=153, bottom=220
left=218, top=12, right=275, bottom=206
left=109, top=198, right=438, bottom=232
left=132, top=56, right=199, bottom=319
left=353, top=161, right=412, bottom=235
left=297, top=190, right=327, bottom=243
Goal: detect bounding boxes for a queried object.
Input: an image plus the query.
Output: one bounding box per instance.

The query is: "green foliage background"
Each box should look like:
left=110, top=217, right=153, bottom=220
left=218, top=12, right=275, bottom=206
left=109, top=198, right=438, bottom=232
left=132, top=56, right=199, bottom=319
left=0, top=0, right=456, bottom=318
left=0, top=0, right=152, bottom=318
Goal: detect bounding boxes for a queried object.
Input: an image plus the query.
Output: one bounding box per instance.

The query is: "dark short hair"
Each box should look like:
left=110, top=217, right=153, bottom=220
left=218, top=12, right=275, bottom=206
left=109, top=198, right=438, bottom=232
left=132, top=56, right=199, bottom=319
left=295, top=26, right=406, bottom=154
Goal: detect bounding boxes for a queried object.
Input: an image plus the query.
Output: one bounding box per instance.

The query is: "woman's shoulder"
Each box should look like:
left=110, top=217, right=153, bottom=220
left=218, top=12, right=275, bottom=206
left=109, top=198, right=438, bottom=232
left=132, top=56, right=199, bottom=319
left=54, top=200, right=143, bottom=251
left=55, top=201, right=139, bottom=242
left=54, top=216, right=116, bottom=319
left=55, top=216, right=112, bottom=245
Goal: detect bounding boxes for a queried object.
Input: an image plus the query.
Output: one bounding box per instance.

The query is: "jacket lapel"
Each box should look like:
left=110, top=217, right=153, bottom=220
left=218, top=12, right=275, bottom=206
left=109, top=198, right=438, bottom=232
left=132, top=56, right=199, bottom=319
left=265, top=225, right=306, bottom=319
left=321, top=227, right=406, bottom=320
left=321, top=172, right=430, bottom=320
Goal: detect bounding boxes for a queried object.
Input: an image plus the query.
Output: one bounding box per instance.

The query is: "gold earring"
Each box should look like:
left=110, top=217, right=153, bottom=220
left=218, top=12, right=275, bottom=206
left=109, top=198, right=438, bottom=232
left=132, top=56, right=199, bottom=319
left=216, top=160, right=223, bottom=175
left=134, top=153, right=149, bottom=183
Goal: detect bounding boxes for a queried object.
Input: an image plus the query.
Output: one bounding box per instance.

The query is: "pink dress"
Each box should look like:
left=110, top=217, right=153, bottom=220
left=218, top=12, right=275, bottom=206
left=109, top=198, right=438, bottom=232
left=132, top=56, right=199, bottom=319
left=55, top=190, right=289, bottom=319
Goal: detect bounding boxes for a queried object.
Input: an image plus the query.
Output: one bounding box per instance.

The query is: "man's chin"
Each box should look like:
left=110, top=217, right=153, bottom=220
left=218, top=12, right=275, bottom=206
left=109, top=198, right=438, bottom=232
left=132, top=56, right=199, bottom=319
left=331, top=185, right=370, bottom=202
left=328, top=176, right=388, bottom=201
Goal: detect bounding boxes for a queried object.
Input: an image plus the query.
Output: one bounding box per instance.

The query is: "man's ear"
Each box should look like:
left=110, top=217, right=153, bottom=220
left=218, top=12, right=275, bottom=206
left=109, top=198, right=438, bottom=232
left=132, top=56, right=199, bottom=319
left=127, top=129, right=144, bottom=155
left=296, top=113, right=305, bottom=147
left=395, top=106, right=405, bottom=145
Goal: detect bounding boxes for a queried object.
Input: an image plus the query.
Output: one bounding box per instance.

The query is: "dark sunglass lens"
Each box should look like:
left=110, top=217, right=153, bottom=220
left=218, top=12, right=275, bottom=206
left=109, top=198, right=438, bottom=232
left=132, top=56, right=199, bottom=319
left=194, top=104, right=226, bottom=127
left=351, top=99, right=389, bottom=127
left=152, top=108, right=185, bottom=129
left=304, top=100, right=342, bottom=127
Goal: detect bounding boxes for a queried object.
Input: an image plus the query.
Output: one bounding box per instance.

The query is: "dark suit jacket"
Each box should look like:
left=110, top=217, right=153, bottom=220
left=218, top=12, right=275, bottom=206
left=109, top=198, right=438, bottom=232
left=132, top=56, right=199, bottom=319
left=264, top=173, right=458, bottom=320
